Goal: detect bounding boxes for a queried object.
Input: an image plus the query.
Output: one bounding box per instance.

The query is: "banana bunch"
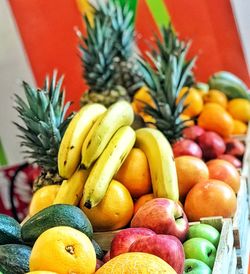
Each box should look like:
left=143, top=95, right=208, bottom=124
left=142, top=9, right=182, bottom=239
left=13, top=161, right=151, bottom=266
left=135, top=128, right=179, bottom=202
left=208, top=71, right=250, bottom=100
left=56, top=101, right=135, bottom=206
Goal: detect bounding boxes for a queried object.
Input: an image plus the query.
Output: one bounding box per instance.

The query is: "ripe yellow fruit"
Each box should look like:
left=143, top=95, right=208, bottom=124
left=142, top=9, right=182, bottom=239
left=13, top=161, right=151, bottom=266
left=232, top=119, right=247, bottom=135
left=177, top=87, right=203, bottom=117
left=227, top=98, right=250, bottom=122
left=80, top=180, right=134, bottom=231
left=29, top=226, right=96, bottom=274
left=203, top=89, right=228, bottom=108
left=95, top=252, right=177, bottom=274
left=26, top=272, right=57, bottom=274
left=29, top=185, right=60, bottom=216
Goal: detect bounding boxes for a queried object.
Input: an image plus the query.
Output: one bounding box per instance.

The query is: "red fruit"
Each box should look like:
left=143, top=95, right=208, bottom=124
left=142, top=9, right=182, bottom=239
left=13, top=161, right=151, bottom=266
left=130, top=198, right=189, bottom=242
left=110, top=227, right=156, bottom=258
left=173, top=139, right=202, bottom=158
left=197, top=131, right=226, bottom=160
left=224, top=138, right=245, bottom=158
left=129, top=234, right=185, bottom=274
left=103, top=250, right=111, bottom=263
left=183, top=126, right=205, bottom=141
left=95, top=259, right=104, bottom=271
left=217, top=154, right=242, bottom=169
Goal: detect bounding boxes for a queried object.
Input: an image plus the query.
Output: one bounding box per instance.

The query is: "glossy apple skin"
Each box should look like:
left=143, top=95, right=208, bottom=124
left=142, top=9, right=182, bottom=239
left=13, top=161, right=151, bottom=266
left=129, top=234, right=184, bottom=274
left=183, top=238, right=217, bottom=269
left=184, top=258, right=212, bottom=274
left=186, top=224, right=220, bottom=248
left=217, top=154, right=242, bottom=168
left=110, top=227, right=156, bottom=258
left=224, top=138, right=245, bottom=158
left=131, top=198, right=189, bottom=242
left=197, top=131, right=225, bottom=160
left=183, top=126, right=205, bottom=142
left=173, top=139, right=202, bottom=158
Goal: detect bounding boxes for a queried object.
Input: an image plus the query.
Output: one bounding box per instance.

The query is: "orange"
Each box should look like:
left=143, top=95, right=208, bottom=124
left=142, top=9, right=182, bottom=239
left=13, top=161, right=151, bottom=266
left=227, top=98, right=250, bottom=122
left=29, top=185, right=60, bottom=216
left=134, top=193, right=154, bottom=214
left=206, top=159, right=240, bottom=193
left=26, top=270, right=57, bottom=274
left=180, top=114, right=195, bottom=126
left=203, top=89, right=228, bottom=108
left=175, top=156, right=209, bottom=202
left=176, top=87, right=203, bottom=117
left=29, top=226, right=96, bottom=274
left=232, top=119, right=247, bottom=135
left=132, top=86, right=155, bottom=114
left=197, top=103, right=234, bottom=137
left=95, top=252, right=177, bottom=274
left=184, top=179, right=237, bottom=221
left=80, top=180, right=134, bottom=231
left=114, top=148, right=152, bottom=198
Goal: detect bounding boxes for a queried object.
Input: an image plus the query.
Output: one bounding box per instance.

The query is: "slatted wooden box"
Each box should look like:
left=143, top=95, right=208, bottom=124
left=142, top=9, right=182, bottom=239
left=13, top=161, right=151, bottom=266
left=93, top=217, right=235, bottom=274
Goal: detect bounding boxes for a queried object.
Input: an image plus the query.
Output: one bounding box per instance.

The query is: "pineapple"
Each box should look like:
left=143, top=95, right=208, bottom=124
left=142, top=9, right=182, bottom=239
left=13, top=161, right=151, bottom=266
left=139, top=25, right=196, bottom=143
left=79, top=0, right=143, bottom=107
left=14, top=72, right=72, bottom=191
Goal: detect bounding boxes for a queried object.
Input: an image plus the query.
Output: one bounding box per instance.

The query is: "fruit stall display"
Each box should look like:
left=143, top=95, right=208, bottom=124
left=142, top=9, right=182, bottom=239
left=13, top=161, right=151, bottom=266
left=1, top=1, right=250, bottom=273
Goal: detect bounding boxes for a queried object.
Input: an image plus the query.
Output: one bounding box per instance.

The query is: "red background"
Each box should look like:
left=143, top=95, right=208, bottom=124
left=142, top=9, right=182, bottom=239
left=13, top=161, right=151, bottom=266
left=9, top=0, right=250, bottom=112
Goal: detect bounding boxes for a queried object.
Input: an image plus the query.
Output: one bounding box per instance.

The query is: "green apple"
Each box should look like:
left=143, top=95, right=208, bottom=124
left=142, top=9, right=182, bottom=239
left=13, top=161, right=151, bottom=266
left=184, top=258, right=212, bottom=274
left=183, top=238, right=216, bottom=269
left=187, top=224, right=220, bottom=247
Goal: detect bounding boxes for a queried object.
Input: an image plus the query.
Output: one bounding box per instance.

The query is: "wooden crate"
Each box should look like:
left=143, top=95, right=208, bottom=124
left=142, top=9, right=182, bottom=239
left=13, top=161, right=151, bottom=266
left=93, top=217, right=235, bottom=273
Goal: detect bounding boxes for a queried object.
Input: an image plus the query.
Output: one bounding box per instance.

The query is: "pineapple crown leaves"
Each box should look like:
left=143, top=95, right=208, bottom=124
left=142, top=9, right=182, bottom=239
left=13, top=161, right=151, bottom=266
left=138, top=25, right=197, bottom=143
left=13, top=72, right=73, bottom=171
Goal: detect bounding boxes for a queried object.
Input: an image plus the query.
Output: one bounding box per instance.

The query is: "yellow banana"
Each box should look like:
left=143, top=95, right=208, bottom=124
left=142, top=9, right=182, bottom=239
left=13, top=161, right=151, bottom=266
left=81, top=100, right=134, bottom=169
left=82, top=126, right=136, bottom=208
left=58, top=103, right=106, bottom=178
left=135, top=128, right=179, bottom=202
left=53, top=168, right=89, bottom=205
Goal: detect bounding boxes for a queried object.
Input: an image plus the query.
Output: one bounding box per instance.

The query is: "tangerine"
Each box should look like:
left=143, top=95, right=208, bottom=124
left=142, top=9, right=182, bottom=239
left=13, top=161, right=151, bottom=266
left=175, top=156, right=209, bottom=202
left=203, top=89, right=228, bottom=108
left=227, top=98, right=250, bottom=122
left=132, top=86, right=155, bottom=114
left=80, top=180, right=134, bottom=231
left=177, top=87, right=203, bottom=117
left=232, top=119, right=247, bottom=135
left=184, top=179, right=237, bottom=221
left=197, top=103, right=234, bottom=137
left=133, top=193, right=154, bottom=214
left=114, top=148, right=152, bottom=198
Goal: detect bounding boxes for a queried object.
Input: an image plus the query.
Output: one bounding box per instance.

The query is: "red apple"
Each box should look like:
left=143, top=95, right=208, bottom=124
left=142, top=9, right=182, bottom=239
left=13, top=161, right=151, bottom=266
left=129, top=234, right=185, bottom=274
left=224, top=138, right=245, bottom=158
left=197, top=131, right=225, bottom=160
left=130, top=198, right=189, bottom=242
left=95, top=259, right=104, bottom=271
left=217, top=154, right=242, bottom=168
left=102, top=250, right=111, bottom=263
left=110, top=227, right=156, bottom=258
left=173, top=139, right=202, bottom=158
left=183, top=126, right=205, bottom=141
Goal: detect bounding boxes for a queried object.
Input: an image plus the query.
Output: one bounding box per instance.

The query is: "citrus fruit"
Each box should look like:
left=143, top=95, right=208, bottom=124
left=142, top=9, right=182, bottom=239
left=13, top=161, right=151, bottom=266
left=180, top=114, right=195, bottom=126
left=206, top=159, right=240, bottom=193
left=132, top=86, right=155, bottom=114
left=29, top=185, right=60, bottom=216
left=197, top=103, right=234, bottom=137
left=26, top=270, right=57, bottom=274
left=29, top=226, right=96, bottom=274
left=95, top=252, right=177, bottom=274
left=177, top=87, right=203, bottom=117
left=80, top=180, right=134, bottom=231
left=175, top=156, right=209, bottom=201
left=134, top=193, right=154, bottom=214
left=114, top=148, right=152, bottom=198
left=232, top=119, right=247, bottom=135
left=203, top=89, right=228, bottom=108
left=227, top=98, right=250, bottom=122
left=184, top=179, right=237, bottom=221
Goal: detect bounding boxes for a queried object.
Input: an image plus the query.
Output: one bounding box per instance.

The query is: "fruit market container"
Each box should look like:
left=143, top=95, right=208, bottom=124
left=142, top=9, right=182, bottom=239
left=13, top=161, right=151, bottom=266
left=93, top=216, right=235, bottom=274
